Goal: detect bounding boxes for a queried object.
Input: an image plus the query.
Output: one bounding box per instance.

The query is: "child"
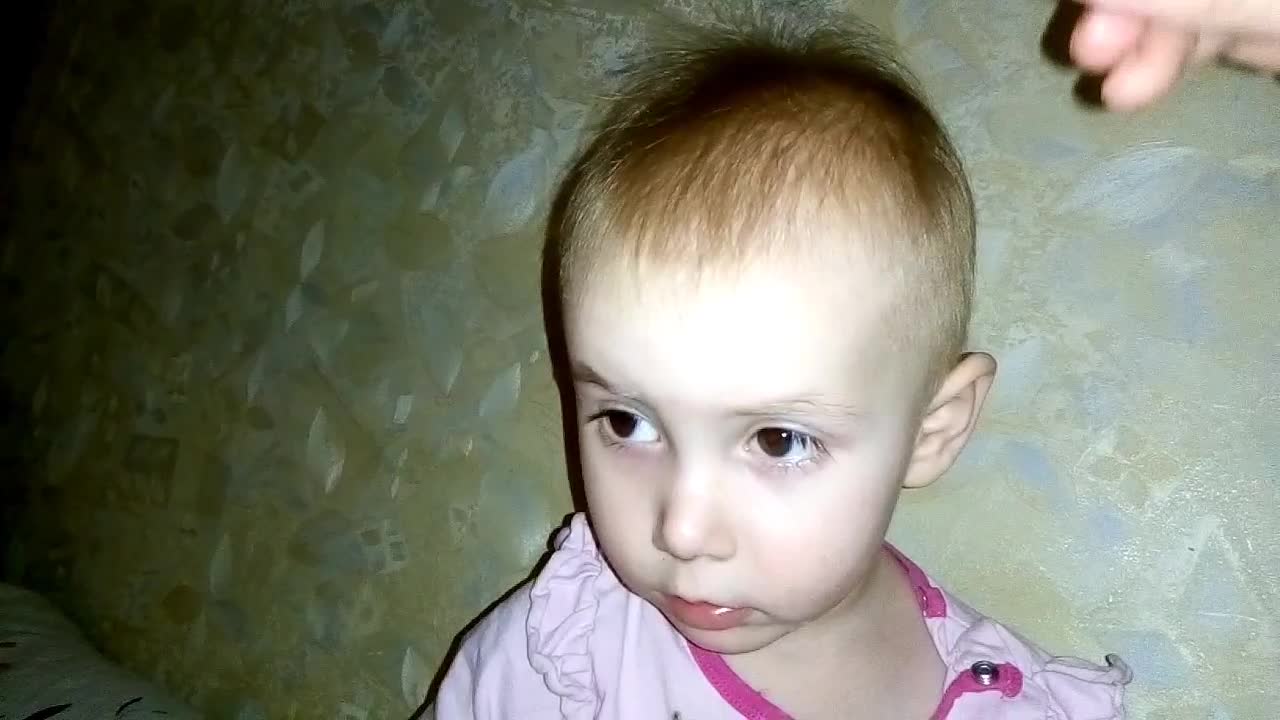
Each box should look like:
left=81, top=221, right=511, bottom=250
left=434, top=11, right=1132, bottom=719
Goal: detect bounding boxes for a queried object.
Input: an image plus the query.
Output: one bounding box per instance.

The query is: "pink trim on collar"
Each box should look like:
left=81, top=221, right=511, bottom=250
left=885, top=544, right=948, bottom=619
left=931, top=663, right=1024, bottom=720
left=686, top=544, right=949, bottom=719
left=688, top=645, right=792, bottom=720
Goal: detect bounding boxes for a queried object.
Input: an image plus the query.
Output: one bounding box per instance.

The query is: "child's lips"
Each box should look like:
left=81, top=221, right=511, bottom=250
left=662, top=594, right=750, bottom=631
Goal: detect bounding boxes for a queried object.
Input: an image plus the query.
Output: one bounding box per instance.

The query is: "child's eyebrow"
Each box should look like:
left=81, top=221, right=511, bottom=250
left=571, top=362, right=629, bottom=395
left=573, top=363, right=861, bottom=420
left=732, top=399, right=863, bottom=421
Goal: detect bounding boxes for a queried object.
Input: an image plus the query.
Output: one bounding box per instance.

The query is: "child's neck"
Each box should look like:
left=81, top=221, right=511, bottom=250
left=724, top=547, right=946, bottom=719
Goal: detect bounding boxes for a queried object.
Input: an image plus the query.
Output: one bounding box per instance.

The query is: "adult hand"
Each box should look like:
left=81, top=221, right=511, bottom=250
left=1069, top=0, right=1280, bottom=110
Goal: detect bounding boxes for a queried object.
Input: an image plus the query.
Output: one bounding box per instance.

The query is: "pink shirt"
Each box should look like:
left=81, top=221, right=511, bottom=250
left=434, top=514, right=1131, bottom=719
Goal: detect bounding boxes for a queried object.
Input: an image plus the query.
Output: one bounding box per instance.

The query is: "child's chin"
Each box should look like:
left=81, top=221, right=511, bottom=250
left=675, top=622, right=784, bottom=656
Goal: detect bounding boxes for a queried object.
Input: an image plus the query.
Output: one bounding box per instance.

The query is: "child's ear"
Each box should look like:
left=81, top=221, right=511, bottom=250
left=902, top=352, right=997, bottom=489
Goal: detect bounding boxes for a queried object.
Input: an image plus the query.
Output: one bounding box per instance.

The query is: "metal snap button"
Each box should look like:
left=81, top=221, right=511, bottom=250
left=970, top=660, right=1000, bottom=686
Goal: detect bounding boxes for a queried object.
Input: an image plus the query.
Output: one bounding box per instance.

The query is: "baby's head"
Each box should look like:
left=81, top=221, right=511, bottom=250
left=551, top=15, right=995, bottom=654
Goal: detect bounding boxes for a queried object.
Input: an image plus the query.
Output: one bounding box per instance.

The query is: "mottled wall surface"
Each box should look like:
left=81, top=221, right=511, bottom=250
left=1, top=1, right=1275, bottom=718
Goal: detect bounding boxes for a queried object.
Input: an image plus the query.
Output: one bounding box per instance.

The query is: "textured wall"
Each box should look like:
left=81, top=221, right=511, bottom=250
left=1, top=1, right=1276, bottom=718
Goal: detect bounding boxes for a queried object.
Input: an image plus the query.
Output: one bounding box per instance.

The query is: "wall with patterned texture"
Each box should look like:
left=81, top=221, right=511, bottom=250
left=1, top=1, right=1276, bottom=718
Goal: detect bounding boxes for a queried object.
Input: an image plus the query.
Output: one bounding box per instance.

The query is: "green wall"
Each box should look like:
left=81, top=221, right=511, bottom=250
left=2, top=1, right=1275, bottom=718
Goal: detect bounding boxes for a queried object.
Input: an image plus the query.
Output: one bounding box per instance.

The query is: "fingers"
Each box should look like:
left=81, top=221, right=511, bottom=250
left=1077, top=0, right=1280, bottom=35
left=1070, top=9, right=1146, bottom=72
left=1067, top=0, right=1280, bottom=111
left=1099, top=23, right=1199, bottom=110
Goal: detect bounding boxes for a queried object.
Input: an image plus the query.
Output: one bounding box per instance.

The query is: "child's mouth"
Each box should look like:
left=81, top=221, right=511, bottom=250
left=662, top=595, right=750, bottom=631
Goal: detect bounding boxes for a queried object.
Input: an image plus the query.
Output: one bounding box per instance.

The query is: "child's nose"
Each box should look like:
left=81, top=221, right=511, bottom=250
left=654, top=463, right=735, bottom=561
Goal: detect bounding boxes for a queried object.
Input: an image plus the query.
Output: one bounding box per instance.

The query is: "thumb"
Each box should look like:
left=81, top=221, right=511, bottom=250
left=1078, top=0, right=1280, bottom=35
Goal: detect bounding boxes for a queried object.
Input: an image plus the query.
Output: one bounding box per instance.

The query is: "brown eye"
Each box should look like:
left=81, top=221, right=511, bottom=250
left=598, top=410, right=659, bottom=443
left=756, top=428, right=798, bottom=458
left=605, top=410, right=638, bottom=438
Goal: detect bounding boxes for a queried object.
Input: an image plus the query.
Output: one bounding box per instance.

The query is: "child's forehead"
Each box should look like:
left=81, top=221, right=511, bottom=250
left=565, top=261, right=929, bottom=413
left=560, top=225, right=928, bottom=359
left=568, top=256, right=905, bottom=354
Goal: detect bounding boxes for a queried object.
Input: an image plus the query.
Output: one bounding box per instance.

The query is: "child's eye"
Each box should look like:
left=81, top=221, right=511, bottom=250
left=752, top=428, right=822, bottom=466
left=598, top=409, right=660, bottom=444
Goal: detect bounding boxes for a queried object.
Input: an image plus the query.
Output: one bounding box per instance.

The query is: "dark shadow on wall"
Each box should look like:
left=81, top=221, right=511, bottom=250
left=0, top=3, right=61, bottom=574
left=0, top=381, right=33, bottom=573
left=1, top=3, right=61, bottom=182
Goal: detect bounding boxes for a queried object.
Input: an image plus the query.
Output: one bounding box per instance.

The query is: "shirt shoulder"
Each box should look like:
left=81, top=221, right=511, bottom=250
left=435, top=514, right=731, bottom=720
left=929, top=582, right=1132, bottom=719
left=432, top=581, right=563, bottom=719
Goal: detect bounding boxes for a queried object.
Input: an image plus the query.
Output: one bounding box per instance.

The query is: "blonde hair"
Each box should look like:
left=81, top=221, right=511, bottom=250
left=551, top=12, right=975, bottom=386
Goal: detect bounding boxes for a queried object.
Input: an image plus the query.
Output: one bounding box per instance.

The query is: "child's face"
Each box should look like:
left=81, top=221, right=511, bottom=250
left=566, top=259, right=936, bottom=655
